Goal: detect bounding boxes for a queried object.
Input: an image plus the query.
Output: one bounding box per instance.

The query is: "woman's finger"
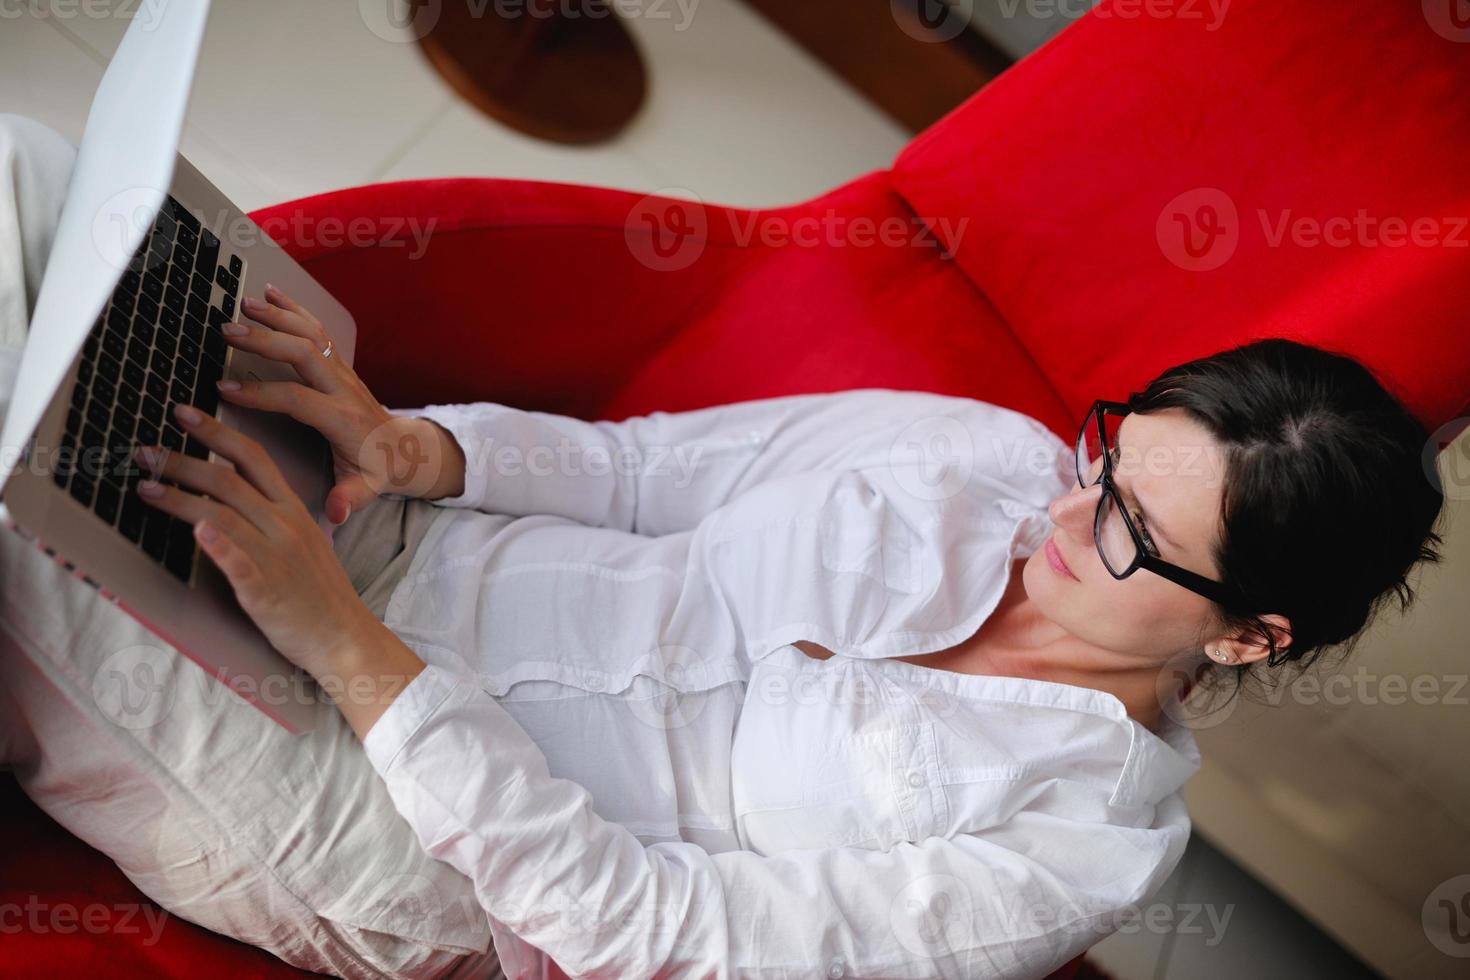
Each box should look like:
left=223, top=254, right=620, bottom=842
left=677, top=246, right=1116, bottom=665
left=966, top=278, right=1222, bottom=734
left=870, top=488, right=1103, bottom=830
left=192, top=519, right=268, bottom=610
left=134, top=477, right=270, bottom=558
left=326, top=473, right=377, bottom=526
left=133, top=444, right=281, bottom=536
left=239, top=288, right=321, bottom=342
left=263, top=283, right=317, bottom=324
left=214, top=378, right=343, bottom=440
left=170, top=403, right=294, bottom=503
left=221, top=318, right=340, bottom=393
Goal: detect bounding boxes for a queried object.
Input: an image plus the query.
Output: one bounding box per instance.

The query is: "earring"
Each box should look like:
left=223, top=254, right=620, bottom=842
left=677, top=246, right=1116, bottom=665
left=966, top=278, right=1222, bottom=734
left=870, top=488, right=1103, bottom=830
left=1212, top=649, right=1229, bottom=663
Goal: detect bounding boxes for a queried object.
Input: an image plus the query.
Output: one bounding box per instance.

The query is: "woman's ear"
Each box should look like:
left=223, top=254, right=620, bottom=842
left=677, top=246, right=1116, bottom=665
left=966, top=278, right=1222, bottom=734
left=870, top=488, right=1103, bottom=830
left=1216, top=614, right=1292, bottom=666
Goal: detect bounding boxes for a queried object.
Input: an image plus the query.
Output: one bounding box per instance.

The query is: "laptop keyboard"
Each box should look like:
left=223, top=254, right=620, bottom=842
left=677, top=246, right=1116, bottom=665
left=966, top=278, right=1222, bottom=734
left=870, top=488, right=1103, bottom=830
left=51, top=194, right=244, bottom=585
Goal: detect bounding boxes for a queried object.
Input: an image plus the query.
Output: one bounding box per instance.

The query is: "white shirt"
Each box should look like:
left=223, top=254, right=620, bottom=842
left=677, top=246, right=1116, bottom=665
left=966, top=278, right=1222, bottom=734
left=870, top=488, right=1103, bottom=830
left=364, top=389, right=1200, bottom=979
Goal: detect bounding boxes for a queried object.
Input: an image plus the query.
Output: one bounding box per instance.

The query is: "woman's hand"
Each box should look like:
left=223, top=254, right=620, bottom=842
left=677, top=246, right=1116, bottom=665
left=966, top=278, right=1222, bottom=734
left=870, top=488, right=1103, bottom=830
left=132, top=402, right=386, bottom=679
left=213, top=284, right=465, bottom=524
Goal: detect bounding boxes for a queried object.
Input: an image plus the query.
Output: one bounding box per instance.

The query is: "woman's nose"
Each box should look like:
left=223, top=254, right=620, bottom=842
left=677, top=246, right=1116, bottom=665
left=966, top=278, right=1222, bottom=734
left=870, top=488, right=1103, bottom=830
left=1048, top=483, right=1102, bottom=541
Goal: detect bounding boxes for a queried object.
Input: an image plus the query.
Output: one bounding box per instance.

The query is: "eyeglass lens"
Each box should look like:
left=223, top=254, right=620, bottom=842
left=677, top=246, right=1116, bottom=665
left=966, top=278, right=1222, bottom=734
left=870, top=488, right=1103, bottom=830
left=1076, top=406, right=1141, bottom=576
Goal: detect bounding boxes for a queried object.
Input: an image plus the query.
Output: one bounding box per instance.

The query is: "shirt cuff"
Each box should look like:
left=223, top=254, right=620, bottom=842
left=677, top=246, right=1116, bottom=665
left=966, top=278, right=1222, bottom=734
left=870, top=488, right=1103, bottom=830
left=388, top=403, right=493, bottom=510
left=361, top=662, right=463, bottom=773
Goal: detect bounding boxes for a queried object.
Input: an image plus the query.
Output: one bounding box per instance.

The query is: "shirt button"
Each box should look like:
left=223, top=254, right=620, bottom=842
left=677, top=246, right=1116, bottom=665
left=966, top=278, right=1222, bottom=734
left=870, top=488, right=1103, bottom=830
left=907, top=770, right=926, bottom=789
left=827, top=958, right=845, bottom=978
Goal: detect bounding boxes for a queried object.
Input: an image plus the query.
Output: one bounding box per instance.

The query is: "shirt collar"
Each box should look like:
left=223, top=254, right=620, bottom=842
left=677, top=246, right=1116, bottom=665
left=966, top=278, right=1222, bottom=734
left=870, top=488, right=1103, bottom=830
left=1108, top=708, right=1202, bottom=809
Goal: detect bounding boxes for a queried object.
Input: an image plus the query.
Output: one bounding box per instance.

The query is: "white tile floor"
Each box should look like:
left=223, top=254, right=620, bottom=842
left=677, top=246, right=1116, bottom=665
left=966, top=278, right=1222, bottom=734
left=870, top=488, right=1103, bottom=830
left=0, top=0, right=909, bottom=213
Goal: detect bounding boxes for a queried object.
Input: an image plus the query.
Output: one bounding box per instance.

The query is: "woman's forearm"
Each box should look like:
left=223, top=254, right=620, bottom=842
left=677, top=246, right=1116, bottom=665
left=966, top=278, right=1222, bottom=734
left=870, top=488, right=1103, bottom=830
left=316, top=618, right=429, bottom=742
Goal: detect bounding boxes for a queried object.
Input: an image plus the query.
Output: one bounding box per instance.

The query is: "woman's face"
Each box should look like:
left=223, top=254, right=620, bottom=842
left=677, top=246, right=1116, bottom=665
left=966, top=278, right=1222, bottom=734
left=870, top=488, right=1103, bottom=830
left=1021, top=407, right=1233, bottom=666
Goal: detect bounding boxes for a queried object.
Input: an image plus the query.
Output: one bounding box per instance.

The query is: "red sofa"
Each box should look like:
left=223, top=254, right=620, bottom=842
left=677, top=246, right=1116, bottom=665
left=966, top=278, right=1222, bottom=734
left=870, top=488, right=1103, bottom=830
left=5, top=0, right=1469, bottom=975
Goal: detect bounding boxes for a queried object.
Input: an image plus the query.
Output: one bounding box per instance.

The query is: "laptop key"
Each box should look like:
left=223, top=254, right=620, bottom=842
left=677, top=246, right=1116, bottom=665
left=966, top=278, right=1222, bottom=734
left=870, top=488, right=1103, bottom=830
left=183, top=436, right=209, bottom=460
left=136, top=293, right=160, bottom=325
left=172, top=241, right=194, bottom=275
left=163, top=285, right=187, bottom=317
left=167, top=264, right=190, bottom=293
left=161, top=424, right=184, bottom=451
left=164, top=526, right=197, bottom=583
left=179, top=335, right=202, bottom=366
left=221, top=293, right=235, bottom=319
left=228, top=254, right=242, bottom=277
left=117, top=492, right=147, bottom=543
left=141, top=510, right=170, bottom=561
left=135, top=419, right=160, bottom=447
left=85, top=399, right=110, bottom=431
left=94, top=481, right=121, bottom=526
left=188, top=294, right=208, bottom=324
left=69, top=474, right=96, bottom=508
left=198, top=228, right=220, bottom=276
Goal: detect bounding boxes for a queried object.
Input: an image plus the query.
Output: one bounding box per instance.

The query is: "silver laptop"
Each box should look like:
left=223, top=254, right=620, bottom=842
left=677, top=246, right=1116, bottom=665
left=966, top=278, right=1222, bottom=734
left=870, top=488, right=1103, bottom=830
left=0, top=0, right=354, bottom=734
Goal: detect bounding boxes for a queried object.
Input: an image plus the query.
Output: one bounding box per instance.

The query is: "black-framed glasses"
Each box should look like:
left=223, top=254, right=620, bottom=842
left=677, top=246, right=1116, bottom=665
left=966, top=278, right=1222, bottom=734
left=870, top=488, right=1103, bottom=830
left=1075, top=399, right=1240, bottom=605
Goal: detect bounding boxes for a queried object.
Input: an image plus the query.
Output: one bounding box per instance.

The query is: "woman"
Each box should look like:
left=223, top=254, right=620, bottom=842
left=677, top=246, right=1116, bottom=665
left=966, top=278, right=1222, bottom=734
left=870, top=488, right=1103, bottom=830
left=127, top=282, right=1446, bottom=978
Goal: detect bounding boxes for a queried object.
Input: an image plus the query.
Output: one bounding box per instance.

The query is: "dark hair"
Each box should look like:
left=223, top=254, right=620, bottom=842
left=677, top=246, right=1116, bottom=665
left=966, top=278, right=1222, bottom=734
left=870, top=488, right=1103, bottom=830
left=1128, top=338, right=1449, bottom=701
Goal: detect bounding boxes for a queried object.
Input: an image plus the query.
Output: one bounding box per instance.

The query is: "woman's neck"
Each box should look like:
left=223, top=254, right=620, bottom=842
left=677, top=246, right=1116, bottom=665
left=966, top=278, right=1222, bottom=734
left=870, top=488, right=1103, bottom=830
left=954, top=562, right=1172, bottom=732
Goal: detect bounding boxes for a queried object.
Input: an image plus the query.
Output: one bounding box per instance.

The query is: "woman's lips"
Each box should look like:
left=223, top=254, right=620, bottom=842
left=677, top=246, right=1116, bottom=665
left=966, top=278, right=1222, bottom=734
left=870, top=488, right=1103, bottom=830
left=1046, top=537, right=1080, bottom=582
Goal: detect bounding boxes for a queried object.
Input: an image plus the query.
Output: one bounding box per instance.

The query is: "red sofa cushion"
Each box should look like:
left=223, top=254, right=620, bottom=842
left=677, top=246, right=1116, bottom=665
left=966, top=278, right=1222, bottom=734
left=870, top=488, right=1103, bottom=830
left=890, top=0, right=1470, bottom=431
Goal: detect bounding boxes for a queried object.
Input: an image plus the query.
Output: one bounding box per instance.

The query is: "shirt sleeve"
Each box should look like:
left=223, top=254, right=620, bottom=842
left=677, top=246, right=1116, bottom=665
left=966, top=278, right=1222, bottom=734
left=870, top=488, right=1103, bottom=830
left=363, top=662, right=1186, bottom=980
left=390, top=388, right=1071, bottom=536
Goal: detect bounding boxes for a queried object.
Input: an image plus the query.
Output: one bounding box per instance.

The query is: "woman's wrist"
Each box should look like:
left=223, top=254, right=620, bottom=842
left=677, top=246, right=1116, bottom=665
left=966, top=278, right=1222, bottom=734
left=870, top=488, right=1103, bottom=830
left=314, top=616, right=428, bottom=741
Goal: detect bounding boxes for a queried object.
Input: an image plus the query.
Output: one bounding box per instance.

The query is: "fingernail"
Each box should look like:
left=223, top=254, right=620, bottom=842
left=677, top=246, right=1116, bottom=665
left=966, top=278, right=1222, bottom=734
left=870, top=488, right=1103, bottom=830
left=175, top=404, right=202, bottom=426
left=222, top=322, right=248, bottom=336
left=265, top=283, right=278, bottom=296
left=217, top=379, right=241, bottom=392
left=195, top=521, right=218, bottom=543
left=138, top=480, right=163, bottom=498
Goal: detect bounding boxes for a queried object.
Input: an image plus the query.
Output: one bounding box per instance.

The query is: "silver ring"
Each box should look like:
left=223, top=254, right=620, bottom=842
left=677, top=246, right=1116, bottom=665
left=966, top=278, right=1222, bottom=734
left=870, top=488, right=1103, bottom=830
left=321, top=339, right=333, bottom=359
